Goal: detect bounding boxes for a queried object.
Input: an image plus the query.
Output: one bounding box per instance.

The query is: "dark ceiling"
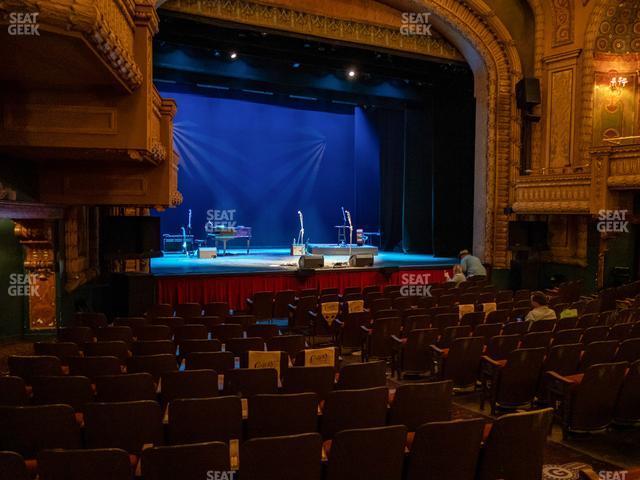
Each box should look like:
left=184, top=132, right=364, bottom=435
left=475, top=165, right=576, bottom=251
left=154, top=12, right=473, bottom=107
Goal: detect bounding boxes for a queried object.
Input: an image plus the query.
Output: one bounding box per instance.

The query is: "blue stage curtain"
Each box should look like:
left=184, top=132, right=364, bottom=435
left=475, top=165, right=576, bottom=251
left=374, top=106, right=434, bottom=253
left=376, top=108, right=405, bottom=252
left=157, top=91, right=379, bottom=247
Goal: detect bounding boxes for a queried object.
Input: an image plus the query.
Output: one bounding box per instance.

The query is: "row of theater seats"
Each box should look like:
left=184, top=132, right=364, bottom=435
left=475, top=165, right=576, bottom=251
left=127, top=277, right=503, bottom=322
left=392, top=322, right=640, bottom=378
left=10, top=324, right=640, bottom=443
left=360, top=307, right=640, bottom=371
left=0, top=364, right=554, bottom=480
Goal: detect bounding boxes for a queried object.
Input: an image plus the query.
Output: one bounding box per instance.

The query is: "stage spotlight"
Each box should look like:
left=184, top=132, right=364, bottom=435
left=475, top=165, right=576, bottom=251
left=292, top=62, right=301, bottom=68
left=347, top=68, right=357, bottom=79
left=229, top=51, right=238, bottom=60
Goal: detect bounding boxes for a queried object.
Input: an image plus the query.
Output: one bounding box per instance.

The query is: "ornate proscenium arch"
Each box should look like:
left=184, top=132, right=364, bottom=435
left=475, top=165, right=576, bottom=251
left=381, top=0, right=523, bottom=267
left=159, top=0, right=523, bottom=268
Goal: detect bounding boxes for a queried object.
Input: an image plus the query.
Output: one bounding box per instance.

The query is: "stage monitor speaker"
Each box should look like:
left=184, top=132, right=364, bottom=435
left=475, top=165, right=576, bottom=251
left=298, top=255, right=324, bottom=269
left=198, top=247, right=217, bottom=259
left=516, top=78, right=541, bottom=108
left=349, top=254, right=374, bottom=267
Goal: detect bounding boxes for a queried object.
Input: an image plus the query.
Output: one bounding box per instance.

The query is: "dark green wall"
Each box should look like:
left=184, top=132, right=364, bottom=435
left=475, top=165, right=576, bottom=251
left=0, top=219, right=25, bottom=337
left=603, top=224, right=637, bottom=287
left=540, top=225, right=599, bottom=294
left=541, top=223, right=638, bottom=294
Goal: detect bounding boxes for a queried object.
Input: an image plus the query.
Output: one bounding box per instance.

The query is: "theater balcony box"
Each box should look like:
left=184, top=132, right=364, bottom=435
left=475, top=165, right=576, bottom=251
left=0, top=0, right=179, bottom=207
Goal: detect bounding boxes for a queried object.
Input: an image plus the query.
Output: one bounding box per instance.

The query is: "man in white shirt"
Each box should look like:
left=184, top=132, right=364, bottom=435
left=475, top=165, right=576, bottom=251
left=525, top=291, right=557, bottom=322
left=459, top=249, right=487, bottom=277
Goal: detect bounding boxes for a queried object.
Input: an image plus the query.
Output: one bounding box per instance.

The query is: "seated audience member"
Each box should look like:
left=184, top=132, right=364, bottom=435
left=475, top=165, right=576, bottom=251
left=444, top=265, right=467, bottom=286
left=459, top=250, right=487, bottom=278
left=525, top=291, right=557, bottom=322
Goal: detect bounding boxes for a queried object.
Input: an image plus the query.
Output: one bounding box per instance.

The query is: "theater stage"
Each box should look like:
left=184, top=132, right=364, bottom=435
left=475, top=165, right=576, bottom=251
left=151, top=249, right=455, bottom=276
left=152, top=249, right=456, bottom=310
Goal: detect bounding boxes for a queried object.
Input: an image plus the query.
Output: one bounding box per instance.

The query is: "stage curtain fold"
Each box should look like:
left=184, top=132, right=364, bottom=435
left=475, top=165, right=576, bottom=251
left=376, top=108, right=405, bottom=252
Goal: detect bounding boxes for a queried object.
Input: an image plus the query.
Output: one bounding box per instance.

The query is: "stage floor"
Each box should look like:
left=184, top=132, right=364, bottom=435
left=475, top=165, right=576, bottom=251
left=151, top=248, right=456, bottom=276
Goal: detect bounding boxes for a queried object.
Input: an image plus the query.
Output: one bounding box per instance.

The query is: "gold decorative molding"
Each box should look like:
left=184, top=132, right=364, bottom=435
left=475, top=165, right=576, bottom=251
left=134, top=0, right=160, bottom=34
left=551, top=0, right=574, bottom=47
left=3, top=104, right=118, bottom=135
left=0, top=0, right=143, bottom=91
left=591, top=142, right=640, bottom=191
left=525, top=0, right=545, bottom=171
left=161, top=0, right=464, bottom=62
left=13, top=220, right=57, bottom=330
left=542, top=49, right=582, bottom=172
left=513, top=174, right=592, bottom=214
left=63, top=175, right=149, bottom=196
left=541, top=215, right=588, bottom=267
left=64, top=206, right=99, bottom=292
left=547, top=69, right=575, bottom=169
left=608, top=175, right=640, bottom=188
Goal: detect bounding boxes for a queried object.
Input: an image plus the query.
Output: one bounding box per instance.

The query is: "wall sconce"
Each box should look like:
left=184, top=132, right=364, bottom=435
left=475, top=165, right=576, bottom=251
left=609, top=76, right=628, bottom=95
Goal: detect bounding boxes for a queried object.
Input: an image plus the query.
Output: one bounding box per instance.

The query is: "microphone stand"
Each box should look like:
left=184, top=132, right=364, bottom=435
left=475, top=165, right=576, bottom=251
left=180, top=226, right=187, bottom=256
left=346, top=210, right=353, bottom=256
left=297, top=211, right=305, bottom=255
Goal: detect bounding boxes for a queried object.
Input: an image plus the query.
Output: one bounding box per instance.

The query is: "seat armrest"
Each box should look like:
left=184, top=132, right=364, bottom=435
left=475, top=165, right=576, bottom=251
left=360, top=325, right=372, bottom=334
left=333, top=319, right=344, bottom=327
left=391, top=335, right=404, bottom=344
left=430, top=344, right=444, bottom=354
left=545, top=370, right=576, bottom=385
left=288, top=304, right=297, bottom=312
left=246, top=298, right=254, bottom=306
left=480, top=355, right=502, bottom=367
left=309, top=311, right=318, bottom=318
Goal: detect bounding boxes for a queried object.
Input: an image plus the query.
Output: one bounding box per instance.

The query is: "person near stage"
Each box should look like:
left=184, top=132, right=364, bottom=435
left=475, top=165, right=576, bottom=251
left=444, top=264, right=467, bottom=286
left=459, top=249, right=487, bottom=278
left=524, top=291, right=557, bottom=322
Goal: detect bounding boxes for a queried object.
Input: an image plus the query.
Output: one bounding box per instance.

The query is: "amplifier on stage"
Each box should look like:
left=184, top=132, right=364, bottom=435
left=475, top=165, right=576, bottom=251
left=163, top=234, right=194, bottom=252
left=356, top=229, right=364, bottom=246
left=198, top=247, right=218, bottom=259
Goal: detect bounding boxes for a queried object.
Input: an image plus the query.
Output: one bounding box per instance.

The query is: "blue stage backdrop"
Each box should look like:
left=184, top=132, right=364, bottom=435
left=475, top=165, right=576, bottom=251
left=157, top=89, right=380, bottom=248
